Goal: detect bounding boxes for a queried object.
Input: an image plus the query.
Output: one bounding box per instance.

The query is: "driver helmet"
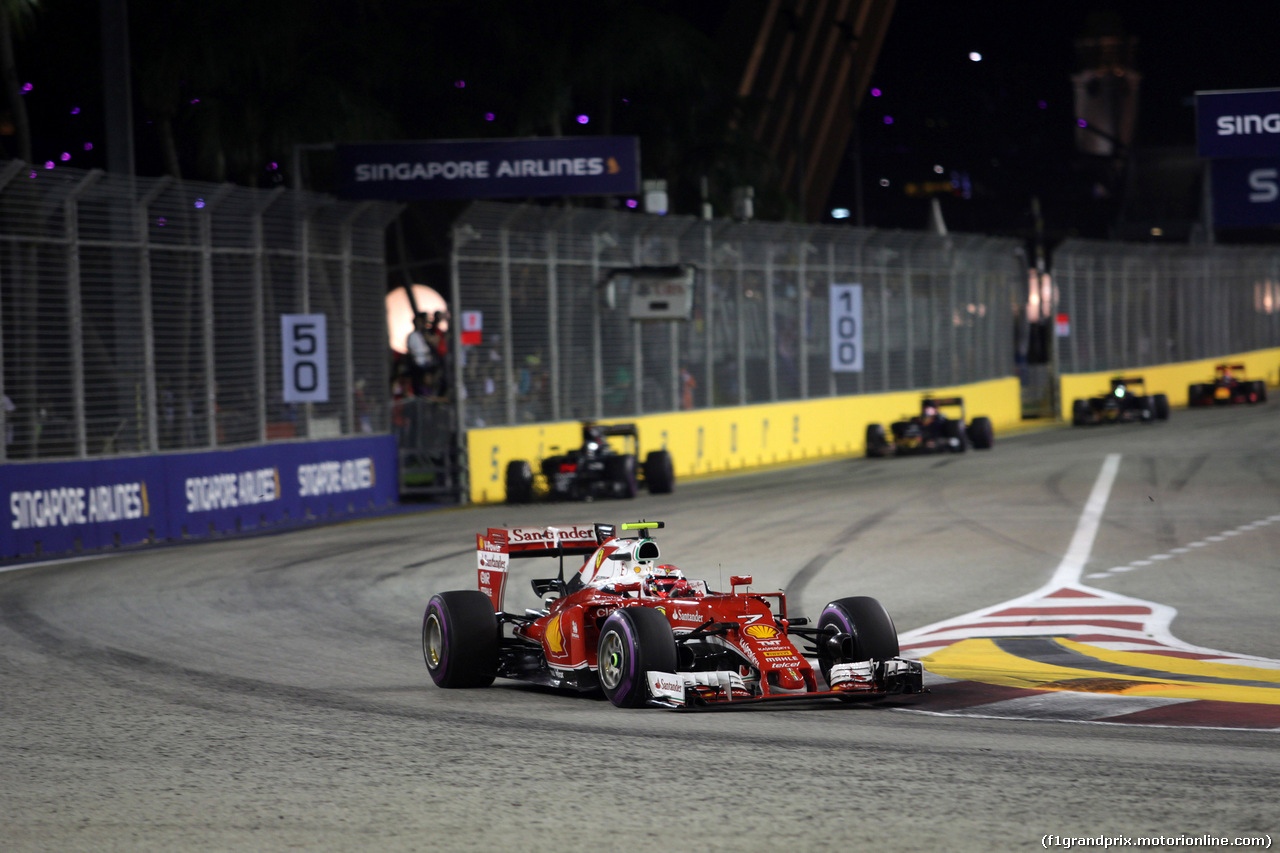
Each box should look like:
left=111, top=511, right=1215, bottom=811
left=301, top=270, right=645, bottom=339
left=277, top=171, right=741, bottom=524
left=584, top=424, right=606, bottom=453
left=922, top=404, right=939, bottom=420
left=644, top=564, right=689, bottom=598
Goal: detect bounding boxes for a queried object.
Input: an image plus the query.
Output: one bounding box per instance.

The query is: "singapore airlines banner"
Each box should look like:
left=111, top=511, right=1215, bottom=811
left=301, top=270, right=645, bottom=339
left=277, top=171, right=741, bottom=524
left=335, top=136, right=640, bottom=200
left=1, top=436, right=398, bottom=561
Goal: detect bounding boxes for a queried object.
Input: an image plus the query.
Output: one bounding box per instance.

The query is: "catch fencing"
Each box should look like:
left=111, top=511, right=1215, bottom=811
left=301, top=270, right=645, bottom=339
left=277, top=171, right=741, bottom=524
left=0, top=161, right=400, bottom=462
left=1053, top=238, right=1280, bottom=373
left=448, top=201, right=1022, bottom=430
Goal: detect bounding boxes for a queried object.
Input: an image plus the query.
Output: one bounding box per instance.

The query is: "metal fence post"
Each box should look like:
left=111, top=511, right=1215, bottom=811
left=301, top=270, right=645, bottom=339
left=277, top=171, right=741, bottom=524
left=200, top=185, right=233, bottom=447
left=827, top=241, right=838, bottom=397
left=502, top=228, right=516, bottom=425
left=137, top=177, right=172, bottom=452
left=0, top=161, right=23, bottom=461
left=67, top=170, right=103, bottom=457
left=703, top=223, right=714, bottom=408
left=252, top=187, right=285, bottom=443
left=736, top=241, right=746, bottom=406
left=547, top=229, right=561, bottom=422
left=764, top=243, right=777, bottom=401
left=903, top=247, right=914, bottom=387
left=450, top=225, right=467, bottom=435
left=798, top=241, right=809, bottom=399
left=879, top=255, right=889, bottom=392
left=340, top=202, right=372, bottom=434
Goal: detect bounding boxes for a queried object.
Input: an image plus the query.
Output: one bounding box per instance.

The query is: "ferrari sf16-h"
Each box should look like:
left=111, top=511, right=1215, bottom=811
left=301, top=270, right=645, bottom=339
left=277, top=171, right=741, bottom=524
left=422, top=521, right=923, bottom=709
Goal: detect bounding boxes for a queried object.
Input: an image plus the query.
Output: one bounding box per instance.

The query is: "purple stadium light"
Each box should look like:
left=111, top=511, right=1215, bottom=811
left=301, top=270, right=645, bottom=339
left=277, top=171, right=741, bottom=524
left=60, top=152, right=70, bottom=161
left=84, top=142, right=93, bottom=151
left=484, top=112, right=495, bottom=121
left=194, top=199, right=206, bottom=209
left=455, top=80, right=465, bottom=88
left=870, top=88, right=882, bottom=97
left=883, top=115, right=894, bottom=125
left=22, top=82, right=32, bottom=93
left=44, top=161, right=54, bottom=170
left=1038, top=100, right=1047, bottom=109
left=577, top=114, right=589, bottom=125
left=71, top=106, right=80, bottom=115
left=1077, top=118, right=1088, bottom=128
left=626, top=199, right=638, bottom=209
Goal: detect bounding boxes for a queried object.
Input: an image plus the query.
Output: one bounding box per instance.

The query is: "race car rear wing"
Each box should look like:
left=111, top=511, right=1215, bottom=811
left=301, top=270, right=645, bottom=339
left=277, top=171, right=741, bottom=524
left=921, top=395, right=966, bottom=419
left=476, top=524, right=600, bottom=611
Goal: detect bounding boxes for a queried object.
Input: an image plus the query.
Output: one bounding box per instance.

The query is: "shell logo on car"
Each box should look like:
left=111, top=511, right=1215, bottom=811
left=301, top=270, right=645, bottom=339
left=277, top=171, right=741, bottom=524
left=545, top=614, right=565, bottom=655
left=744, top=624, right=780, bottom=640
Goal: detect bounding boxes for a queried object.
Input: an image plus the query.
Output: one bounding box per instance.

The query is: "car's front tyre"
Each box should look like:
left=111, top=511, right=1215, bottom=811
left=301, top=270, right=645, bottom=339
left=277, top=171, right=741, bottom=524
left=816, top=596, right=900, bottom=687
left=597, top=607, right=677, bottom=708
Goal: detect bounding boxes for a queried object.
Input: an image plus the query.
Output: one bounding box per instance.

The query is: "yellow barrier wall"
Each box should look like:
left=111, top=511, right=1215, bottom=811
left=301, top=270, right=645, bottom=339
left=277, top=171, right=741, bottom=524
left=466, top=376, right=1021, bottom=504
left=1059, top=347, right=1280, bottom=411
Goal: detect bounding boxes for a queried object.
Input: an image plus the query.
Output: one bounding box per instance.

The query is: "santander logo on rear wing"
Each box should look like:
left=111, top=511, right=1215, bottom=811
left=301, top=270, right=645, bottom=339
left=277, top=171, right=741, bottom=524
left=475, top=524, right=600, bottom=611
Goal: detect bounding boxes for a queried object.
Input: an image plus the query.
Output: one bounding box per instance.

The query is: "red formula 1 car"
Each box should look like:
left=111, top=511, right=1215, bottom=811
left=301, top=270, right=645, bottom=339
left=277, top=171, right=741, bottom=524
left=1187, top=364, right=1267, bottom=407
left=422, top=521, right=923, bottom=709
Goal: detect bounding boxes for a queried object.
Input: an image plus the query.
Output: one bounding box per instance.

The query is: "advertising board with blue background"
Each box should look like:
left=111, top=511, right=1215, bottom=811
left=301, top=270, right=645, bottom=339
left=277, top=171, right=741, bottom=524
left=1196, top=88, right=1280, bottom=159
left=2, top=436, right=397, bottom=560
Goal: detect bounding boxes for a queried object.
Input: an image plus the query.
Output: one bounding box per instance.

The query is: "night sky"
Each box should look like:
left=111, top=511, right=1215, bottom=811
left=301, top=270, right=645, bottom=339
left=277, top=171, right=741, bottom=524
left=851, top=1, right=1280, bottom=240
left=9, top=1, right=1280, bottom=243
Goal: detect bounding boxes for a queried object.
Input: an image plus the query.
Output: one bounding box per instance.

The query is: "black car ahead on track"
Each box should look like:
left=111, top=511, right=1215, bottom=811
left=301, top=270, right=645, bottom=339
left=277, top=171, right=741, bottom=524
left=505, top=422, right=675, bottom=503
left=866, top=395, right=994, bottom=457
left=1072, top=376, right=1170, bottom=426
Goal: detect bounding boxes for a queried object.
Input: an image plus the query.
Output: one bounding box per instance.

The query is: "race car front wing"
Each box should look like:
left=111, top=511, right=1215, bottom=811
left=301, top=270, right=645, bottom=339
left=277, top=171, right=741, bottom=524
left=644, top=658, right=924, bottom=708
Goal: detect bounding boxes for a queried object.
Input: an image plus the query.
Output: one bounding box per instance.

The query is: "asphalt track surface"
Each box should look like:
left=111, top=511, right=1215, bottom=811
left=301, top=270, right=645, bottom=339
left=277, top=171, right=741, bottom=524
left=2, top=404, right=1279, bottom=851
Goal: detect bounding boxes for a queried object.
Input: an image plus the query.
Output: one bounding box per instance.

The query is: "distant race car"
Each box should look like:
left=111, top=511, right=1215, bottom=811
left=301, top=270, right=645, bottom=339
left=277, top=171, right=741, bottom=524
left=1187, top=364, right=1267, bottom=407
left=504, top=422, right=674, bottom=503
left=1071, top=376, right=1170, bottom=426
left=865, top=395, right=994, bottom=457
left=421, top=521, right=924, bottom=709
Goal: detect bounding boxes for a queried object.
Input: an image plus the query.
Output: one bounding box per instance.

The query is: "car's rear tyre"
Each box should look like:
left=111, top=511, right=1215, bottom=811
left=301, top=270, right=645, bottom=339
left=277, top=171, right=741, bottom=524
left=1071, top=399, right=1090, bottom=426
left=866, top=423, right=889, bottom=457
left=943, top=418, right=967, bottom=452
left=643, top=449, right=675, bottom=494
left=423, top=590, right=499, bottom=688
left=597, top=607, right=677, bottom=708
left=816, top=596, right=900, bottom=686
left=968, top=416, right=994, bottom=449
left=604, top=453, right=639, bottom=498
left=505, top=460, right=534, bottom=503
left=1153, top=393, right=1170, bottom=420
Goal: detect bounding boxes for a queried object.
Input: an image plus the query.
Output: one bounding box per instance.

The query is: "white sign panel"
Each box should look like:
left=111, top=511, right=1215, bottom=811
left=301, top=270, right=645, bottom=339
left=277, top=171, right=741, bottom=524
left=829, top=284, right=863, bottom=373
left=281, top=314, right=329, bottom=403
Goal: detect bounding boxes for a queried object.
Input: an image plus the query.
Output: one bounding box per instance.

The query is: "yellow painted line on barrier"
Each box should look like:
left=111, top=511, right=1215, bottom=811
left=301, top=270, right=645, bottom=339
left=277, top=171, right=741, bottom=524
left=923, top=638, right=1280, bottom=705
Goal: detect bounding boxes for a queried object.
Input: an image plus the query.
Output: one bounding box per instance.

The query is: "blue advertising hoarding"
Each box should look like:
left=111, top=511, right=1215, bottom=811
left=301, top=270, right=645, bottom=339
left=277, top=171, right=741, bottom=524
left=1196, top=88, right=1280, bottom=159
left=335, top=136, right=640, bottom=200
left=1211, top=158, right=1280, bottom=228
left=1, top=435, right=398, bottom=560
